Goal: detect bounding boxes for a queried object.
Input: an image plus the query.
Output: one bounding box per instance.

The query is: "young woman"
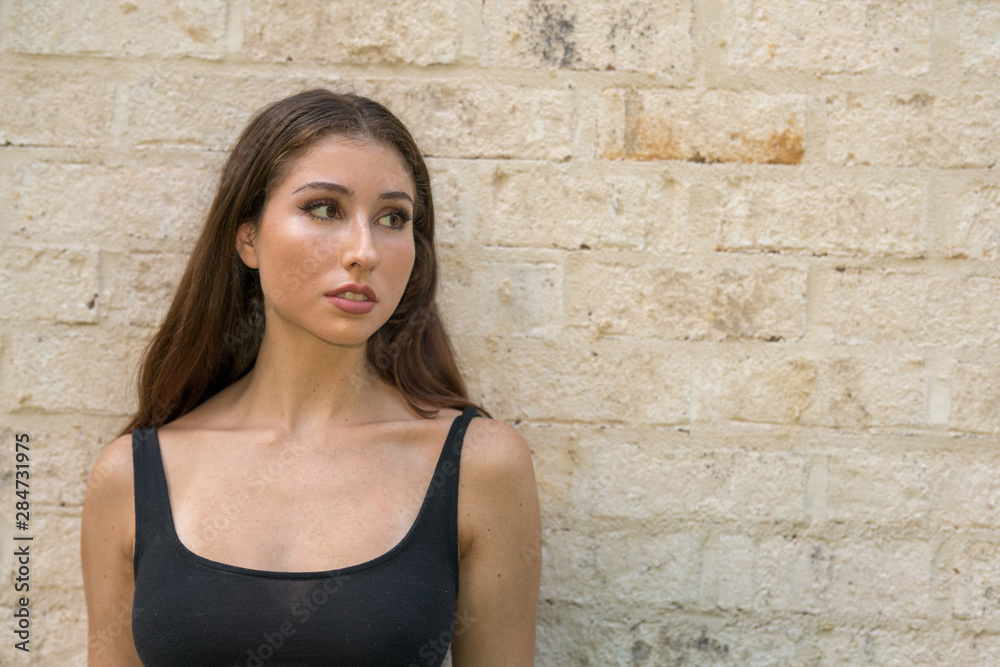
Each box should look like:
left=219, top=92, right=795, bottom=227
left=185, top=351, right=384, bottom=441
left=81, top=89, right=541, bottom=666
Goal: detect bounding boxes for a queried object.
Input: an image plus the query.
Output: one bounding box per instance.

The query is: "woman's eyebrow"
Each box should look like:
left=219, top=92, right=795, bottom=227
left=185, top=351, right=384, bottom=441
left=292, top=181, right=352, bottom=196
left=292, top=181, right=413, bottom=205
left=380, top=191, right=414, bottom=204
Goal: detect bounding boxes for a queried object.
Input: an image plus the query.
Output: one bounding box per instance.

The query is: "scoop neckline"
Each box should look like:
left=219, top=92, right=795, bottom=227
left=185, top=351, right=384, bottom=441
left=146, top=408, right=470, bottom=580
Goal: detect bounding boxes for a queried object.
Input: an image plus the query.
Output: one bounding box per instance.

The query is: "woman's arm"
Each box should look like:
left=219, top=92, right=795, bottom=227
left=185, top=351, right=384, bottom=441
left=451, top=418, right=542, bottom=666
left=81, top=435, right=143, bottom=666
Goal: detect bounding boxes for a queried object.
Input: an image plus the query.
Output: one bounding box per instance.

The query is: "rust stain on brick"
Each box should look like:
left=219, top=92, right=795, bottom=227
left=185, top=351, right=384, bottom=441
left=748, top=125, right=805, bottom=165
left=604, top=100, right=804, bottom=165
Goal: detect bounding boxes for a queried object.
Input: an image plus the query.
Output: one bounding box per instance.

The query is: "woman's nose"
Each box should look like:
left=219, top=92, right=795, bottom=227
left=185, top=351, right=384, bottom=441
left=342, top=216, right=380, bottom=272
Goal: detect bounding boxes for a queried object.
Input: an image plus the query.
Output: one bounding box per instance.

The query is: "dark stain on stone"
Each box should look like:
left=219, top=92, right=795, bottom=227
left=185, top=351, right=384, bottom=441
left=659, top=627, right=730, bottom=660
left=526, top=2, right=579, bottom=68
left=630, top=639, right=652, bottom=663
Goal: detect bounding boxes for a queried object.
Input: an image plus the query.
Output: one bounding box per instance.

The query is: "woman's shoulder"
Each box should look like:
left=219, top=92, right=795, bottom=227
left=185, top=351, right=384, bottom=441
left=86, top=432, right=136, bottom=498
left=82, top=433, right=137, bottom=558
left=459, top=415, right=537, bottom=514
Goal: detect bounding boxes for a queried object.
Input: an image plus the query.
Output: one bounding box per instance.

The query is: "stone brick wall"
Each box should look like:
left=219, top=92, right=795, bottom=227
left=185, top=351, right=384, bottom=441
left=0, top=0, right=998, bottom=664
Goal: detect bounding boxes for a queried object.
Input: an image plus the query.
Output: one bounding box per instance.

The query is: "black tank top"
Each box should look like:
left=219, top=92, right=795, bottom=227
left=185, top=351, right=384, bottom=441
left=131, top=407, right=477, bottom=666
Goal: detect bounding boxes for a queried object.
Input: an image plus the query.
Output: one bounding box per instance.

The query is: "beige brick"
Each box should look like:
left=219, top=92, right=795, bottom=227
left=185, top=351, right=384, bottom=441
left=0, top=246, right=99, bottom=324
left=715, top=174, right=927, bottom=258
left=0, top=587, right=88, bottom=663
left=482, top=161, right=674, bottom=251
left=31, top=511, right=83, bottom=590
left=439, top=253, right=562, bottom=337
left=712, top=536, right=933, bottom=618
left=127, top=72, right=323, bottom=149
left=644, top=619, right=797, bottom=666
left=456, top=332, right=689, bottom=424
left=600, top=88, right=805, bottom=164
left=424, top=160, right=466, bottom=249
left=0, top=67, right=114, bottom=147
left=826, top=92, right=1000, bottom=168
left=541, top=528, right=703, bottom=608
left=363, top=81, right=574, bottom=160
left=0, top=417, right=123, bottom=508
left=8, top=163, right=215, bottom=244
left=831, top=269, right=1000, bottom=347
left=101, top=252, right=189, bottom=328
left=569, top=427, right=809, bottom=524
left=694, top=351, right=816, bottom=424
left=802, top=356, right=927, bottom=429
left=943, top=537, right=1000, bottom=623
left=566, top=255, right=807, bottom=341
left=2, top=327, right=149, bottom=414
left=950, top=362, right=1000, bottom=434
left=245, top=0, right=460, bottom=65
left=960, top=0, right=1000, bottom=76
left=517, top=424, right=575, bottom=517
left=728, top=0, right=930, bottom=75
left=935, top=453, right=1000, bottom=528
left=946, top=180, right=1000, bottom=260
left=826, top=451, right=933, bottom=524
left=4, top=0, right=226, bottom=57
left=483, top=0, right=693, bottom=77
left=809, top=624, right=1000, bottom=666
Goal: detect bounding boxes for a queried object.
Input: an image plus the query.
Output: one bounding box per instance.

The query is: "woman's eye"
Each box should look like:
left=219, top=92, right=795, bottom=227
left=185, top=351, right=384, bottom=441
left=376, top=210, right=411, bottom=229
left=304, top=203, right=340, bottom=220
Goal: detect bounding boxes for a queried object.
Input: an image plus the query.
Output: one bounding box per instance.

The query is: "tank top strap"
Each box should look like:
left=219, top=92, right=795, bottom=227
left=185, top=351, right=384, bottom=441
left=425, top=405, right=478, bottom=572
left=131, top=427, right=171, bottom=578
left=439, top=405, right=479, bottom=471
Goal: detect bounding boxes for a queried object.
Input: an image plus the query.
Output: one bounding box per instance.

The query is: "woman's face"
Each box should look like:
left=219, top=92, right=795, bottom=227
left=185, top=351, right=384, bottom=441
left=236, top=135, right=417, bottom=348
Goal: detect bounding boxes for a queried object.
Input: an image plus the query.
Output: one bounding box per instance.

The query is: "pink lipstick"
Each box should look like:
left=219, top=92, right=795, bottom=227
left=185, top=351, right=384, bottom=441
left=324, top=284, right=378, bottom=314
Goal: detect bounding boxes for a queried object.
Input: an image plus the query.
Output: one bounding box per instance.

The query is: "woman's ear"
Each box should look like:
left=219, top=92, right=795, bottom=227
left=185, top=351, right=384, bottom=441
left=235, top=221, right=259, bottom=269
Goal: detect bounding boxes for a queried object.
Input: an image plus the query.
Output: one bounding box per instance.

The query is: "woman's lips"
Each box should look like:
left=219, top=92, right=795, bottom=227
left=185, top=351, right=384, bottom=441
left=325, top=284, right=377, bottom=314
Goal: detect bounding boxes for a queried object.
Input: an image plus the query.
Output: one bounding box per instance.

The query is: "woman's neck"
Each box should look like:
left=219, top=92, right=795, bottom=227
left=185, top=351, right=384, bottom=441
left=226, top=323, right=406, bottom=435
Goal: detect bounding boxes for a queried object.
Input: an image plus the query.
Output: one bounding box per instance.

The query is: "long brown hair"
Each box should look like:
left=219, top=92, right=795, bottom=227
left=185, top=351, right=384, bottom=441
left=121, top=89, right=478, bottom=435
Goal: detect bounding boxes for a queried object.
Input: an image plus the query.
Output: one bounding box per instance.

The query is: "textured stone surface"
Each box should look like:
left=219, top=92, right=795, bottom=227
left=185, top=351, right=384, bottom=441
left=439, top=252, right=562, bottom=337
left=566, top=255, right=807, bottom=341
left=728, top=0, right=931, bottom=75
left=600, top=88, right=805, bottom=164
left=8, top=163, right=215, bottom=244
left=0, top=67, right=114, bottom=147
left=362, top=80, right=574, bottom=160
left=3, top=0, right=227, bottom=57
left=710, top=535, right=934, bottom=618
left=482, top=161, right=675, bottom=251
left=959, top=0, right=1000, bottom=75
left=244, top=0, right=460, bottom=65
left=946, top=180, right=1000, bottom=260
left=695, top=351, right=927, bottom=428
left=826, top=92, right=1000, bottom=168
left=950, top=362, right=1000, bottom=434
left=0, top=246, right=100, bottom=324
left=1, top=328, right=148, bottom=414
left=714, top=173, right=927, bottom=257
left=802, top=356, right=928, bottom=429
left=100, top=252, right=190, bottom=328
left=826, top=451, right=933, bottom=524
left=126, top=72, right=323, bottom=149
left=0, top=416, right=123, bottom=508
left=830, top=270, right=1000, bottom=347
left=456, top=333, right=690, bottom=424
left=569, top=427, right=809, bottom=523
left=483, top=0, right=693, bottom=77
